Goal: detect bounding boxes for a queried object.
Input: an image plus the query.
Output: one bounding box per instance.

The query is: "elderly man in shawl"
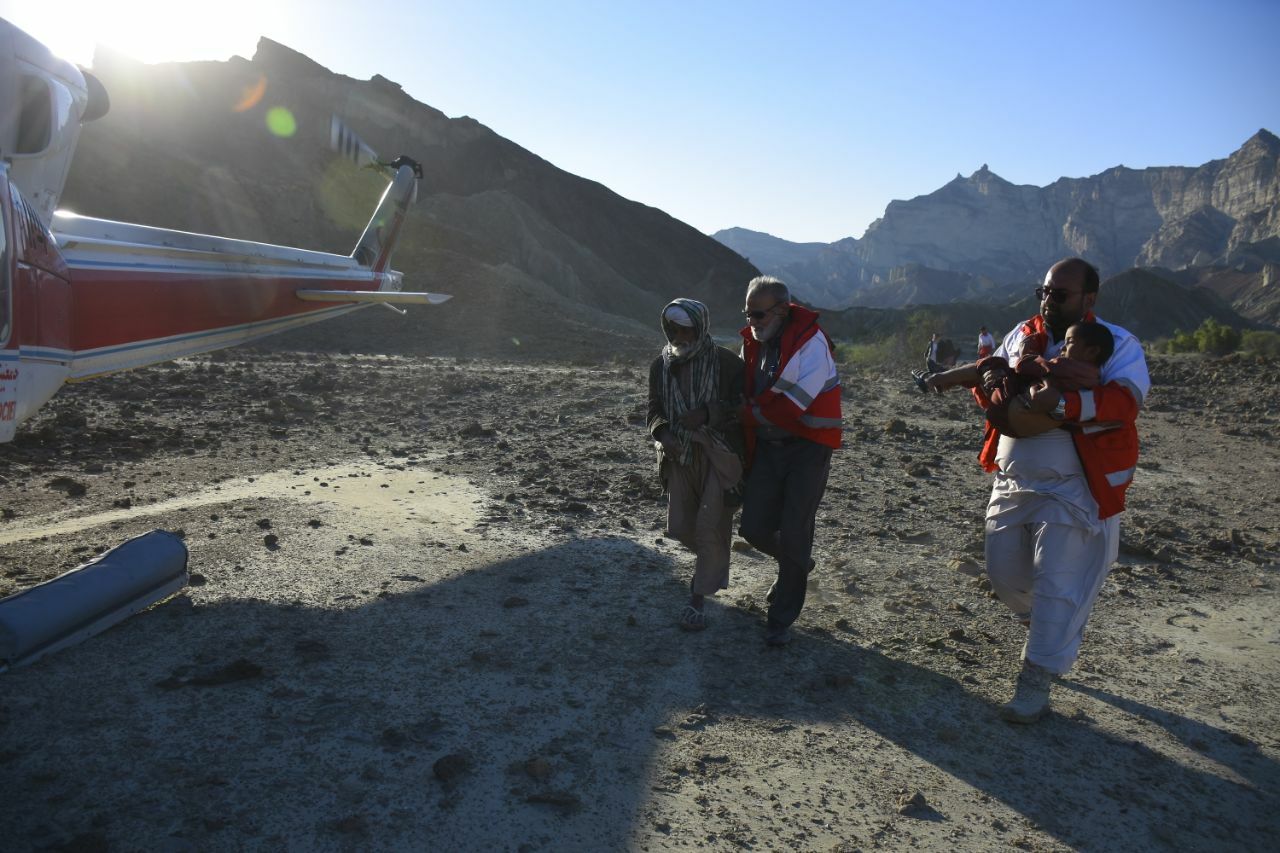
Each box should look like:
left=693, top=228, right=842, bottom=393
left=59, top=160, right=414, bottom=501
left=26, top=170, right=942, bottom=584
left=647, top=299, right=746, bottom=631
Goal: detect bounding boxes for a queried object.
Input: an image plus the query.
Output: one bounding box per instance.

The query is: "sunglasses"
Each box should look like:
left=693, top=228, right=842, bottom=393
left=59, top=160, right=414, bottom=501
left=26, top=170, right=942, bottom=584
left=744, top=304, right=781, bottom=320
left=1035, top=286, right=1075, bottom=304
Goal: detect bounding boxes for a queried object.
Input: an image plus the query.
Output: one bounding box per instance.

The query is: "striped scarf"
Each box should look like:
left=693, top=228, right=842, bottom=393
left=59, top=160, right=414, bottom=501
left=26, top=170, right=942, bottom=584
left=659, top=299, right=721, bottom=466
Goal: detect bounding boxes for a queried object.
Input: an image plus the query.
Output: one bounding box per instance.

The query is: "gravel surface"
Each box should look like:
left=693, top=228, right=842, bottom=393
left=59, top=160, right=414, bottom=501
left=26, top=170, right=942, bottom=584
left=1, top=349, right=1277, bottom=851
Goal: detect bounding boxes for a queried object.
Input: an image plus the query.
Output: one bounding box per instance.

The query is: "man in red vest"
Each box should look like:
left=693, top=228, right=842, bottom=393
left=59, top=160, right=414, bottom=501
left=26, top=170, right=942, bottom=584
left=925, top=258, right=1150, bottom=723
left=738, top=276, right=843, bottom=646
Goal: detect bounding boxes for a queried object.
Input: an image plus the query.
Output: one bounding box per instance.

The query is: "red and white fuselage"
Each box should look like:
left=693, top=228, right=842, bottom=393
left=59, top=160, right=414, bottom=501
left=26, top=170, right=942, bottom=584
left=0, top=17, right=444, bottom=441
left=53, top=212, right=405, bottom=382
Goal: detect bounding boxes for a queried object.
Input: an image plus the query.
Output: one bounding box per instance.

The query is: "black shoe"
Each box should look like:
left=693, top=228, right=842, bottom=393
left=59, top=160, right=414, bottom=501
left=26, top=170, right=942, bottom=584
left=765, top=624, right=792, bottom=647
left=765, top=559, right=815, bottom=605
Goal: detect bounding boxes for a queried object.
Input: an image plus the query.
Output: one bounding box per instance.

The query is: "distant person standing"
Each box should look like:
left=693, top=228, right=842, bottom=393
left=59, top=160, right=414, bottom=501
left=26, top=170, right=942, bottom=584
left=737, top=276, right=842, bottom=647
left=977, top=326, right=996, bottom=359
left=925, top=332, right=944, bottom=373
left=924, top=258, right=1150, bottom=723
left=647, top=299, right=746, bottom=631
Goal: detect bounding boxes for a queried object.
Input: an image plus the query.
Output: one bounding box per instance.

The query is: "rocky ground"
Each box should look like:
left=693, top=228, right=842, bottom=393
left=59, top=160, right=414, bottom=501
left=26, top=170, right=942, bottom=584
left=0, top=348, right=1277, bottom=852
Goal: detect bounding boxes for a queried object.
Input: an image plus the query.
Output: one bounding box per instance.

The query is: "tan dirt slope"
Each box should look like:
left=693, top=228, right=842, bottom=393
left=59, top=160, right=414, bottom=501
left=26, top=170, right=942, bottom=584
left=0, top=349, right=1277, bottom=851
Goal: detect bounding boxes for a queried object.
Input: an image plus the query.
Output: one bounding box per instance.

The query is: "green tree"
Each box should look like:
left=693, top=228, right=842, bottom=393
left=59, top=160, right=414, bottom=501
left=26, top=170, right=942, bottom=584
left=1193, top=318, right=1241, bottom=355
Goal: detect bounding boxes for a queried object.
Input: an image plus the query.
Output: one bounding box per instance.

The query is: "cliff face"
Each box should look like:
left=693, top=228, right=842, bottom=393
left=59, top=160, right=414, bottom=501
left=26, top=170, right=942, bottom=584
left=716, top=131, right=1280, bottom=324
left=856, top=167, right=1067, bottom=284
left=60, top=38, right=760, bottom=356
left=1138, top=130, right=1280, bottom=266
left=854, top=130, right=1280, bottom=284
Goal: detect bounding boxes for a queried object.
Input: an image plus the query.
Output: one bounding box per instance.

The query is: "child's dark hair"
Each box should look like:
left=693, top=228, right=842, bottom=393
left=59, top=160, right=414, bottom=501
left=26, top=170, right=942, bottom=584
left=1069, top=321, right=1114, bottom=365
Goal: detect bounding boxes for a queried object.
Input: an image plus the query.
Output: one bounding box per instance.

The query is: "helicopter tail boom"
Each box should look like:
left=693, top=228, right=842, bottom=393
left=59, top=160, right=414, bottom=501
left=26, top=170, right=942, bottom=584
left=350, top=161, right=419, bottom=272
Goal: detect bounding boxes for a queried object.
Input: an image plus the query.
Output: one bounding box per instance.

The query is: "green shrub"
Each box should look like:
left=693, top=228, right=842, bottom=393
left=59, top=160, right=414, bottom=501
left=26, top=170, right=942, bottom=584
left=1193, top=318, right=1241, bottom=355
left=1162, top=318, right=1243, bottom=355
left=1163, top=329, right=1199, bottom=353
left=834, top=338, right=897, bottom=370
left=1241, top=329, right=1280, bottom=359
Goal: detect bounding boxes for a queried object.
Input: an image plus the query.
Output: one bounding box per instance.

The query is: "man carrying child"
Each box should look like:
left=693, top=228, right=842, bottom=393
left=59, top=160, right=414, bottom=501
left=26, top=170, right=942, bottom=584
left=924, top=258, right=1150, bottom=723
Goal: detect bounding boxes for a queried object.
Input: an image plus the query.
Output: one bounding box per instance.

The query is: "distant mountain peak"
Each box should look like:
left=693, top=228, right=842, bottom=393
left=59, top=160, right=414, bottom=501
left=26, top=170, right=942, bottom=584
left=945, top=164, right=1010, bottom=189
left=968, top=163, right=1013, bottom=185
left=1240, top=128, right=1280, bottom=156
left=252, top=37, right=333, bottom=76
left=713, top=226, right=771, bottom=239
left=712, top=227, right=831, bottom=250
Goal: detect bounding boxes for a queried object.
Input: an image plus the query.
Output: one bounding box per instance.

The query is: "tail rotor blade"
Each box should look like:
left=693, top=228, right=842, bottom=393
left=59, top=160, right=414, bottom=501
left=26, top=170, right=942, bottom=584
left=329, top=115, right=381, bottom=171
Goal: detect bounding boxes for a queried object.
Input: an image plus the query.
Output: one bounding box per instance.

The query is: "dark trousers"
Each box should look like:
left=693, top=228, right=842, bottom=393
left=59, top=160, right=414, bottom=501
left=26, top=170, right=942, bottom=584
left=739, top=438, right=832, bottom=629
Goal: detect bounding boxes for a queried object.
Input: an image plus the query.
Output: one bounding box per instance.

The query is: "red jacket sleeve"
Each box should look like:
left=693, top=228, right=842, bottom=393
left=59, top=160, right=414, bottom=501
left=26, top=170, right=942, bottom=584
left=743, top=388, right=807, bottom=432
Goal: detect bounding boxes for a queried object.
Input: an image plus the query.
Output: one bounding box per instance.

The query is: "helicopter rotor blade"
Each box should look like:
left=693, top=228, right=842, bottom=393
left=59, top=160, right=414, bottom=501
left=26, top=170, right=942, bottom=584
left=329, top=115, right=383, bottom=173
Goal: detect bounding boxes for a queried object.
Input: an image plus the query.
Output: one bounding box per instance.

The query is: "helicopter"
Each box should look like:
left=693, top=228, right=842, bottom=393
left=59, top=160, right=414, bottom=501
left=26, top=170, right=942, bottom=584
left=0, top=17, right=450, bottom=443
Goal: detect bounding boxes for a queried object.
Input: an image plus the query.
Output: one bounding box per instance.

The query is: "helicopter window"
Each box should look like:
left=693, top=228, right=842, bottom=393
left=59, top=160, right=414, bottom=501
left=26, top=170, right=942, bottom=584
left=15, top=75, right=53, bottom=155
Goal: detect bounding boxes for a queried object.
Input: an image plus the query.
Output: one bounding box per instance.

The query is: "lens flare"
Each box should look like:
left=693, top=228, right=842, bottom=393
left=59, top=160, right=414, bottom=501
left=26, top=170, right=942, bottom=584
left=234, top=76, right=267, bottom=112
left=266, top=107, right=296, bottom=137
left=317, top=160, right=382, bottom=231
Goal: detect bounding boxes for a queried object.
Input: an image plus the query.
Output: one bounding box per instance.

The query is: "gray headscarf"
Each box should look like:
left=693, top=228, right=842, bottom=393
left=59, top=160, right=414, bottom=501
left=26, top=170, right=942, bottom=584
left=658, top=299, right=720, bottom=465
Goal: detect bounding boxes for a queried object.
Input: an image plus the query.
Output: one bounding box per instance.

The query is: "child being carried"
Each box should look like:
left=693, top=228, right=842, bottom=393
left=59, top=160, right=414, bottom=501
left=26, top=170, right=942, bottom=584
left=980, top=321, right=1114, bottom=437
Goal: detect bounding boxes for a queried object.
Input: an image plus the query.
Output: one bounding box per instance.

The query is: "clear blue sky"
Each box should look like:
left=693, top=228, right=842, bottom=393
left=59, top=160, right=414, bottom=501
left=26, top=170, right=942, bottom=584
left=4, top=0, right=1278, bottom=243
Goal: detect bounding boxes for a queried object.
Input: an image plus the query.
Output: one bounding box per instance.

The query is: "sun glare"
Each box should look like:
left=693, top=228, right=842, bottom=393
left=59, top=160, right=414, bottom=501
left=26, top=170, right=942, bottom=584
left=0, top=0, right=298, bottom=67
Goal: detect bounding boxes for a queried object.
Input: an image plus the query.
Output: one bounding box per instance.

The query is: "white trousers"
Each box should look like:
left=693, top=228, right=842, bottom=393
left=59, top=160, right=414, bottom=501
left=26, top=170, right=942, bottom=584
left=984, top=515, right=1120, bottom=674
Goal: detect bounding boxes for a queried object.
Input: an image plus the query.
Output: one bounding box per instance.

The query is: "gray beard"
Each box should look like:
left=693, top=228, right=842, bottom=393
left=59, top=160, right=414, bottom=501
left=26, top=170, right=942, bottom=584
left=751, top=318, right=782, bottom=342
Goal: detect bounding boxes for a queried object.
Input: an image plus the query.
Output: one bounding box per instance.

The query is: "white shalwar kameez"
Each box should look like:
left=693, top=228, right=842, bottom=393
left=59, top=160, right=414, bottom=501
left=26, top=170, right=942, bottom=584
left=985, top=429, right=1120, bottom=674
left=982, top=321, right=1138, bottom=675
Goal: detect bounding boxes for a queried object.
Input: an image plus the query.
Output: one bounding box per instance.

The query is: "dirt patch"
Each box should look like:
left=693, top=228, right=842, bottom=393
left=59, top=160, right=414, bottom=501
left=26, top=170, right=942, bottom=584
left=0, top=350, right=1276, bottom=850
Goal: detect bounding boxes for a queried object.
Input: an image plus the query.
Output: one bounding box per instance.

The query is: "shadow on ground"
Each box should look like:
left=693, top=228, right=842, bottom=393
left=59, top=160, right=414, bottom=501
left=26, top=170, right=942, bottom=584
left=2, top=537, right=1276, bottom=850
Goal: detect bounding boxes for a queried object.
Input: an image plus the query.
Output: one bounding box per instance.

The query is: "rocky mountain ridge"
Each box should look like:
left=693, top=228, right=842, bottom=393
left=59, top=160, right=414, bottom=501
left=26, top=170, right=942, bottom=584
left=716, top=131, right=1280, bottom=325
left=59, top=39, right=1275, bottom=349
left=61, top=38, right=760, bottom=357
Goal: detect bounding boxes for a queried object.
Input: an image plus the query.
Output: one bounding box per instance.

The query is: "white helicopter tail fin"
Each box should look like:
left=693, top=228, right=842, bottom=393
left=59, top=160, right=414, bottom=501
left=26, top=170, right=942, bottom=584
left=352, top=162, right=418, bottom=272
left=330, top=115, right=421, bottom=273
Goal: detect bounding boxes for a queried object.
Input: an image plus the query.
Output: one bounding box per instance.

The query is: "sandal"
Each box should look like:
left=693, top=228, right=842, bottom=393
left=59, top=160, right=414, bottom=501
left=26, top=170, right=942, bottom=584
left=678, top=605, right=707, bottom=632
